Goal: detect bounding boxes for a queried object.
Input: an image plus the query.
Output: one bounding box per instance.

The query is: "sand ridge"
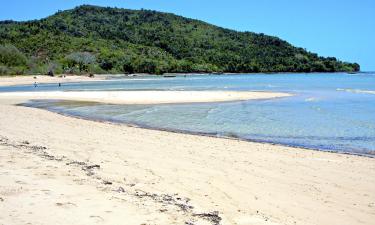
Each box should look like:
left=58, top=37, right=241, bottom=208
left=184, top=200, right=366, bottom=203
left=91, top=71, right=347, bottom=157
left=0, top=90, right=292, bottom=104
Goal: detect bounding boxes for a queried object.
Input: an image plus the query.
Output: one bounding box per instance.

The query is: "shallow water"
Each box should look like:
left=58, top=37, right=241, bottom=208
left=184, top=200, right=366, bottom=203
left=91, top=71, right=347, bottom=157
left=3, top=73, right=375, bottom=156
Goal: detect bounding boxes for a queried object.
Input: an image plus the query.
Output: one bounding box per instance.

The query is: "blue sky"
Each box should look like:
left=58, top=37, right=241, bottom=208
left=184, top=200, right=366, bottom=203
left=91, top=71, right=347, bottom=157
left=1, top=0, right=374, bottom=71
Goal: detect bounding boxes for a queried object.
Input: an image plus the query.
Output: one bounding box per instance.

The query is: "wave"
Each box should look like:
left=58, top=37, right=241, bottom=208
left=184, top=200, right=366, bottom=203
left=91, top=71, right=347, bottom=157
left=305, top=97, right=319, bottom=102
left=337, top=88, right=375, bottom=95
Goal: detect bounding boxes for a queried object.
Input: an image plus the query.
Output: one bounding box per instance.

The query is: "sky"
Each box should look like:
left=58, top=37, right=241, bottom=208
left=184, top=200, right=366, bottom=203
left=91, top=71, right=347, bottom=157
left=1, top=0, right=374, bottom=71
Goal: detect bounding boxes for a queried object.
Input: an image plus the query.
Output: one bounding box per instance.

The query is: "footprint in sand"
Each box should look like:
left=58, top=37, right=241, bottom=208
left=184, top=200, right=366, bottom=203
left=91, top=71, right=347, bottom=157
left=41, top=189, right=51, bottom=193
left=15, top=180, right=27, bottom=185
left=0, top=187, right=27, bottom=196
left=89, top=215, right=104, bottom=222
left=55, top=202, right=77, bottom=208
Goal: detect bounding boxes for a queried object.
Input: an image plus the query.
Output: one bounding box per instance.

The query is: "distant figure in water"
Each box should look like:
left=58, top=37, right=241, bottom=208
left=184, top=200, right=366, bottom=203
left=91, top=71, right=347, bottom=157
left=34, top=82, right=37, bottom=87
left=58, top=83, right=61, bottom=87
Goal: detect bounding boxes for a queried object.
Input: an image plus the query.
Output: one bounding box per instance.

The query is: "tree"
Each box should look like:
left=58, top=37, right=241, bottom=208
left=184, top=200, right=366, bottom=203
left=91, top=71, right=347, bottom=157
left=0, top=5, right=360, bottom=74
left=0, top=44, right=27, bottom=67
left=121, top=57, right=134, bottom=74
left=65, top=52, right=96, bottom=73
left=47, top=62, right=59, bottom=76
left=135, top=59, right=157, bottom=74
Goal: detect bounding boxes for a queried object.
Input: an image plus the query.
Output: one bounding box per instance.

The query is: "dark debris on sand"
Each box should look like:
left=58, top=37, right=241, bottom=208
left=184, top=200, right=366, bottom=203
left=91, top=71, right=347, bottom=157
left=0, top=135, right=222, bottom=225
left=193, top=211, right=222, bottom=225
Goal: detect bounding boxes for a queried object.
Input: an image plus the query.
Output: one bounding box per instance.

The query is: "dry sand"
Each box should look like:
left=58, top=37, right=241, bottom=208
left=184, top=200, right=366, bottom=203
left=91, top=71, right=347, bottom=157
left=0, top=95, right=374, bottom=225
left=0, top=91, right=291, bottom=104
left=0, top=75, right=105, bottom=87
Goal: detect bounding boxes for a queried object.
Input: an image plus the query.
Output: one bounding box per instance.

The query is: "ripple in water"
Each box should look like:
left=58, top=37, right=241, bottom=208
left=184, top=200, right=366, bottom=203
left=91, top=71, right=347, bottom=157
left=13, top=73, right=375, bottom=157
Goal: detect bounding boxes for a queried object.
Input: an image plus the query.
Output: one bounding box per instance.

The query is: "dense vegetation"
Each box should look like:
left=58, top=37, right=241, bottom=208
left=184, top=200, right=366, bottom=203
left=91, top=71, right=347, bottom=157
left=0, top=5, right=360, bottom=75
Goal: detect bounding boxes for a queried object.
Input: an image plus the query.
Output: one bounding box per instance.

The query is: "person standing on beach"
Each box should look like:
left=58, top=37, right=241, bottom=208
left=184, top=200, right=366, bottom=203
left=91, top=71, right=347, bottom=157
left=34, top=82, right=37, bottom=87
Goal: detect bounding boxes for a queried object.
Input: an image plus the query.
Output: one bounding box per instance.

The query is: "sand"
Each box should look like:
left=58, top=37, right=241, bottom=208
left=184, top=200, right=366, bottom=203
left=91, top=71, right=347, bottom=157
left=0, top=95, right=374, bottom=225
left=0, top=75, right=106, bottom=87
left=0, top=91, right=292, bottom=104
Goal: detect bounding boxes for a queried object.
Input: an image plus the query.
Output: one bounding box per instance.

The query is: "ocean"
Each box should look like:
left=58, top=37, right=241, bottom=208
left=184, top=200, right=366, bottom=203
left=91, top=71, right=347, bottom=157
left=2, top=73, right=374, bottom=156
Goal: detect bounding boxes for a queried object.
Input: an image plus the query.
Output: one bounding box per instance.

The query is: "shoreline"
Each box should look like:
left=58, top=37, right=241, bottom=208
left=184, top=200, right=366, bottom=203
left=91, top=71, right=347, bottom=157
left=1, top=98, right=374, bottom=225
left=1, top=87, right=372, bottom=157
left=0, top=75, right=107, bottom=87
left=0, top=77, right=374, bottom=224
left=22, top=101, right=375, bottom=159
left=0, top=72, right=362, bottom=87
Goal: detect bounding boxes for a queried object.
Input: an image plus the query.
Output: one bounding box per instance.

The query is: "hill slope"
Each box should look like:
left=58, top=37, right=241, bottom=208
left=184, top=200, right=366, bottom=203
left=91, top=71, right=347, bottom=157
left=0, top=5, right=360, bottom=75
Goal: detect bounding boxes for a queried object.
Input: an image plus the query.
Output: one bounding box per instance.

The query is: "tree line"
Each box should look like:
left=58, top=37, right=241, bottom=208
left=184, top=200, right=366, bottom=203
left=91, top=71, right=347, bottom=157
left=0, top=5, right=360, bottom=75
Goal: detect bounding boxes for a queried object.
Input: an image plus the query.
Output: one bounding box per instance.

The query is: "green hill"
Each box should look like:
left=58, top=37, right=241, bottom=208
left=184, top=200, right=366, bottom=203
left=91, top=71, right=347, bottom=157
left=0, top=5, right=360, bottom=75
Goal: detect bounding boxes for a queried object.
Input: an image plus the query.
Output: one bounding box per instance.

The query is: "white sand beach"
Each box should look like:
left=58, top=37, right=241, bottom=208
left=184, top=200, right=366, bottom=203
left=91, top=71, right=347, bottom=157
left=0, top=75, right=106, bottom=87
left=0, top=91, right=374, bottom=225
left=0, top=0, right=373, bottom=223
left=0, top=90, right=292, bottom=104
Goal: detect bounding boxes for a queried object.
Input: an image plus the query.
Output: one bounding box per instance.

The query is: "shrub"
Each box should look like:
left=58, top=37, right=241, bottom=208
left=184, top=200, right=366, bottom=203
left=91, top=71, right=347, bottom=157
left=0, top=66, right=9, bottom=75
left=0, top=44, right=27, bottom=67
left=65, top=52, right=96, bottom=73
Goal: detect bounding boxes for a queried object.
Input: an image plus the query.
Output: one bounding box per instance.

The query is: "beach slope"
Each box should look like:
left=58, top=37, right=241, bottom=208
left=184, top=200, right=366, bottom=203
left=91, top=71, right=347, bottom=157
left=0, top=98, right=374, bottom=225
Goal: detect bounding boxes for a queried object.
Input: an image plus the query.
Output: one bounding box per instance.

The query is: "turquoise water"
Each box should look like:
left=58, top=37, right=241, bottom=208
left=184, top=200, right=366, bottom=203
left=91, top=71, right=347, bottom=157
left=2, top=73, right=375, bottom=156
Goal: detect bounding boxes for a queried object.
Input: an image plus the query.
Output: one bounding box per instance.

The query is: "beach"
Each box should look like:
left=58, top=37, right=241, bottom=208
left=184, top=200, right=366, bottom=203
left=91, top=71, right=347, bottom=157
left=0, top=89, right=374, bottom=225
left=0, top=75, right=106, bottom=87
left=0, top=91, right=292, bottom=105
left=1, top=0, right=373, bottom=224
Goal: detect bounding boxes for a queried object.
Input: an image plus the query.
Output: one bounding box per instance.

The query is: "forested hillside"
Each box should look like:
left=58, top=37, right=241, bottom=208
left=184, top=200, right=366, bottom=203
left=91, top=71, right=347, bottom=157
left=0, top=5, right=360, bottom=75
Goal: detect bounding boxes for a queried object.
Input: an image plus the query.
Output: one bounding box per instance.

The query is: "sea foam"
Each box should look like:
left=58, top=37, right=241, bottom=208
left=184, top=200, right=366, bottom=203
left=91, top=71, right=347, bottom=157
left=337, top=88, right=375, bottom=95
